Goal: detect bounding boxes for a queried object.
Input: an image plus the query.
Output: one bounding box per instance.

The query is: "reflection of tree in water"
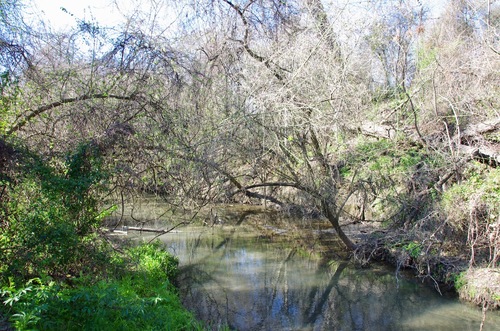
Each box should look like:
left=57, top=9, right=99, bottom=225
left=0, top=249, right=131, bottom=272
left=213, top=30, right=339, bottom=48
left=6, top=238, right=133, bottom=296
left=176, top=211, right=259, bottom=329
left=176, top=235, right=239, bottom=328
left=313, top=264, right=405, bottom=331
left=176, top=228, right=412, bottom=330
left=302, top=261, right=348, bottom=328
left=173, top=213, right=478, bottom=331
left=254, top=260, right=401, bottom=330
left=177, top=228, right=295, bottom=329
left=177, top=264, right=233, bottom=328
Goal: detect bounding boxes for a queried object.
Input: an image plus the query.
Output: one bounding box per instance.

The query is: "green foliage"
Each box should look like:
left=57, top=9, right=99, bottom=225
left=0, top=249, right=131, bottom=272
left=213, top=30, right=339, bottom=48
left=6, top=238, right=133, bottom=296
left=348, top=139, right=426, bottom=178
left=485, top=130, right=500, bottom=143
left=416, top=46, right=437, bottom=70
left=402, top=242, right=422, bottom=259
left=128, top=241, right=179, bottom=282
left=343, top=139, right=406, bottom=187
left=0, top=141, right=110, bottom=280
left=0, top=70, right=21, bottom=135
left=442, top=162, right=500, bottom=227
left=342, top=138, right=443, bottom=223
left=0, top=138, right=204, bottom=330
left=1, top=243, right=202, bottom=331
left=453, top=271, right=467, bottom=291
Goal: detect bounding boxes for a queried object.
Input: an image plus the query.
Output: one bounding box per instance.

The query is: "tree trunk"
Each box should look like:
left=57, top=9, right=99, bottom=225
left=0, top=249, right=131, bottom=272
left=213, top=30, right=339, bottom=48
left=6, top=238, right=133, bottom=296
left=304, top=0, right=342, bottom=61
left=321, top=199, right=356, bottom=251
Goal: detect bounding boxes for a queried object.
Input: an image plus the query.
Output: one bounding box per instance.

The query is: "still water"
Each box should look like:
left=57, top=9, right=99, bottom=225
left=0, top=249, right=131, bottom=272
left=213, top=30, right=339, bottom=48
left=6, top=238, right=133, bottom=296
left=125, top=205, right=500, bottom=331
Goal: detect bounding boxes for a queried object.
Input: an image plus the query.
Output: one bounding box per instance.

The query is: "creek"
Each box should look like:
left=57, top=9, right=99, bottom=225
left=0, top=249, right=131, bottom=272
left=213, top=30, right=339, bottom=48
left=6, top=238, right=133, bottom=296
left=120, top=203, right=500, bottom=331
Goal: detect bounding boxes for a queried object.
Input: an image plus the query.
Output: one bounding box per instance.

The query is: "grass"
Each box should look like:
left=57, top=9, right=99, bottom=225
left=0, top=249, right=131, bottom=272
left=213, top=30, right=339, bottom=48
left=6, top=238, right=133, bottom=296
left=1, top=242, right=205, bottom=331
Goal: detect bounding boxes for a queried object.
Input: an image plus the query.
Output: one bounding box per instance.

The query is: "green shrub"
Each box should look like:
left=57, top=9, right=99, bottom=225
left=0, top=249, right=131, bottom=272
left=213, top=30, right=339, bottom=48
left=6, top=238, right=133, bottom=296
left=128, top=241, right=180, bottom=282
left=343, top=138, right=440, bottom=223
left=1, top=243, right=202, bottom=331
left=442, top=162, right=500, bottom=229
left=0, top=142, right=113, bottom=280
left=453, top=271, right=467, bottom=290
left=403, top=241, right=422, bottom=259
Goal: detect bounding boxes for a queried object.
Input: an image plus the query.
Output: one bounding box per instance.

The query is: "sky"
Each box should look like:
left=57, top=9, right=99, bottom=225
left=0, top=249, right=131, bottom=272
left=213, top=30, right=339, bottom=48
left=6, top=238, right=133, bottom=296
left=28, top=0, right=448, bottom=32
left=28, top=0, right=118, bottom=30
left=27, top=0, right=173, bottom=31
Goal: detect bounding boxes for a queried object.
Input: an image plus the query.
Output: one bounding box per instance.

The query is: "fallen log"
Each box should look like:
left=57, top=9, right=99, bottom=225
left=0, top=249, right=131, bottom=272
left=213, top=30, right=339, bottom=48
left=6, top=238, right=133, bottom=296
left=352, top=119, right=499, bottom=167
left=457, top=144, right=500, bottom=167
left=358, top=121, right=396, bottom=139
left=460, top=118, right=500, bottom=139
left=110, top=226, right=181, bottom=234
left=455, top=119, right=500, bottom=167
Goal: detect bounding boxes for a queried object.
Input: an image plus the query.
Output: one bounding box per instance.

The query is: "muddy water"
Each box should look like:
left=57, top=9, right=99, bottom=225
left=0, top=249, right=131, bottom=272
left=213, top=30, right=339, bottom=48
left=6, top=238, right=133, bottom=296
left=121, top=203, right=500, bottom=330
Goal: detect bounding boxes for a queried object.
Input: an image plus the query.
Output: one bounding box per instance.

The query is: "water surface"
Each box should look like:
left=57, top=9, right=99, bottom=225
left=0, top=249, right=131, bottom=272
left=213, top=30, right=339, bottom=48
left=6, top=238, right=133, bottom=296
left=121, top=203, right=500, bottom=330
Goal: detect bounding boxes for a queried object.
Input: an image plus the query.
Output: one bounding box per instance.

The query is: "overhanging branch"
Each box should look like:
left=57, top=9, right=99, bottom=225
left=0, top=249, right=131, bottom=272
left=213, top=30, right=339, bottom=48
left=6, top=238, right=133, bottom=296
left=7, top=93, right=137, bottom=135
left=229, top=181, right=321, bottom=202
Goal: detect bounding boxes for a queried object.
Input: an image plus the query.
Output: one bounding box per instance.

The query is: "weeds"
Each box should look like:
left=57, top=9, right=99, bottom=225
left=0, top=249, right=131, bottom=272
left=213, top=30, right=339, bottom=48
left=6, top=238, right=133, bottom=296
left=1, top=243, right=202, bottom=330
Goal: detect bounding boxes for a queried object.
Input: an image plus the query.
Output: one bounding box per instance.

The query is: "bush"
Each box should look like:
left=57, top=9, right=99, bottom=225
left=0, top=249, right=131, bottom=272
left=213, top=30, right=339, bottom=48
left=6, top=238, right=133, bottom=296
left=442, top=162, right=500, bottom=266
left=128, top=241, right=180, bottom=282
left=0, top=139, right=204, bottom=330
left=442, top=163, right=500, bottom=226
left=343, top=138, right=439, bottom=223
left=1, top=243, right=202, bottom=331
left=0, top=142, right=112, bottom=280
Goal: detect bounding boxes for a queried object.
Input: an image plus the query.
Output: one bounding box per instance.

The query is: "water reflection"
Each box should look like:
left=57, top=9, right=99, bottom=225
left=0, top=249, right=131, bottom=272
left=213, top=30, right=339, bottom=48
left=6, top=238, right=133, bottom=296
left=116, top=200, right=499, bottom=331
left=153, top=227, right=500, bottom=331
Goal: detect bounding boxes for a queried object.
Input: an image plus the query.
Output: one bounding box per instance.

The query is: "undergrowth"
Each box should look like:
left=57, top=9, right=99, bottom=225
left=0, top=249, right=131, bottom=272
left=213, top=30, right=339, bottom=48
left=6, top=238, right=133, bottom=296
left=0, top=139, right=206, bottom=330
left=0, top=242, right=203, bottom=331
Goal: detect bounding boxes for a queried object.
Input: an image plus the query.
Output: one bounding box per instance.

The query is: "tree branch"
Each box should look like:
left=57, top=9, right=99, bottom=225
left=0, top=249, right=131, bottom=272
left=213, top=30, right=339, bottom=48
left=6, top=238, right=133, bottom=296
left=7, top=93, right=136, bottom=135
left=222, top=0, right=285, bottom=81
left=304, top=0, right=342, bottom=61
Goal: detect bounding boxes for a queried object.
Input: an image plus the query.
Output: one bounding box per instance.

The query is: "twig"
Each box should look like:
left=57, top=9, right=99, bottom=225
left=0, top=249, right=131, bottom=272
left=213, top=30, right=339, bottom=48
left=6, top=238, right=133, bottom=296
left=147, top=221, right=189, bottom=243
left=480, top=301, right=488, bottom=331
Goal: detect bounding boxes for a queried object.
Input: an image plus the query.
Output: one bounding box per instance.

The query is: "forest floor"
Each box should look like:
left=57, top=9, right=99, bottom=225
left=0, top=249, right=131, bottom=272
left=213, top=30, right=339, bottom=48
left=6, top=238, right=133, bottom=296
left=0, top=313, right=13, bottom=331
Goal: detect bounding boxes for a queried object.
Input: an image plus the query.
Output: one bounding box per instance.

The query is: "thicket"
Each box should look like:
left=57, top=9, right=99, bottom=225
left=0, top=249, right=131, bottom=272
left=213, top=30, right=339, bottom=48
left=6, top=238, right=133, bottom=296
left=0, top=242, right=200, bottom=330
left=0, top=141, right=107, bottom=279
left=0, top=138, right=202, bottom=330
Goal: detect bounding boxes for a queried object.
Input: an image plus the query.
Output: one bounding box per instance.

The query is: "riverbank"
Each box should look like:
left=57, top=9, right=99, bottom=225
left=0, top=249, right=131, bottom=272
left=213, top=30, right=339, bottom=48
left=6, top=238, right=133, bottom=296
left=457, top=268, right=500, bottom=310
left=0, top=242, right=204, bottom=330
left=225, top=206, right=500, bottom=310
left=344, top=221, right=500, bottom=310
left=148, top=219, right=500, bottom=330
left=238, top=203, right=500, bottom=310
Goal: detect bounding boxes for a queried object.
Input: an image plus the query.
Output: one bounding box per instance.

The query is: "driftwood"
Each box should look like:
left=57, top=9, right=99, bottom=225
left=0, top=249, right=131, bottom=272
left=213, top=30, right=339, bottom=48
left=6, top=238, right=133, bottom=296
left=457, top=118, right=500, bottom=167
left=460, top=118, right=500, bottom=138
left=457, top=144, right=500, bottom=167
left=359, top=121, right=396, bottom=139
left=110, top=226, right=180, bottom=234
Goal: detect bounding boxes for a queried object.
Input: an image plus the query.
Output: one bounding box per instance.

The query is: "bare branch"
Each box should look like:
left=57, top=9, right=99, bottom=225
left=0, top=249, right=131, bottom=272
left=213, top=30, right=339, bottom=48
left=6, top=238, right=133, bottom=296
left=6, top=93, right=138, bottom=135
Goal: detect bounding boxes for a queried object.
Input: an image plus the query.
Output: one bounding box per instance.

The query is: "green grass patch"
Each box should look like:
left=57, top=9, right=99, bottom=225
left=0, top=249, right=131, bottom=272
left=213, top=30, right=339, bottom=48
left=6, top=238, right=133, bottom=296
left=1, top=242, right=204, bottom=331
left=442, top=162, right=500, bottom=227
